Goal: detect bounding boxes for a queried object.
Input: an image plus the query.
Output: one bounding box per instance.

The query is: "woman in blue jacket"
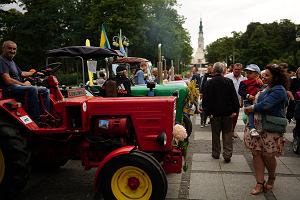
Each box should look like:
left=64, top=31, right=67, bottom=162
left=244, top=64, right=288, bottom=195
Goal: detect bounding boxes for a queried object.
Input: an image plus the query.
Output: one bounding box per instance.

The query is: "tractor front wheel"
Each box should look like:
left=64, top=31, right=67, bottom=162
left=98, top=150, right=167, bottom=200
left=182, top=113, right=192, bottom=137
left=0, top=125, right=30, bottom=199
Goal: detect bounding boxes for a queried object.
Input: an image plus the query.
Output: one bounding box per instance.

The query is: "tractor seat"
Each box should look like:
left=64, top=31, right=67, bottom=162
left=102, top=80, right=118, bottom=97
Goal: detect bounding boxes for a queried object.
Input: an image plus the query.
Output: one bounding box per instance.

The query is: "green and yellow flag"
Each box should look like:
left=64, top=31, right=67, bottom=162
left=100, top=24, right=111, bottom=49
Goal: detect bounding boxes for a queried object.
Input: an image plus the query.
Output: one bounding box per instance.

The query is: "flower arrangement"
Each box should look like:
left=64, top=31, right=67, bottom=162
left=183, top=80, right=200, bottom=115
left=173, top=124, right=189, bottom=171
left=173, top=124, right=188, bottom=142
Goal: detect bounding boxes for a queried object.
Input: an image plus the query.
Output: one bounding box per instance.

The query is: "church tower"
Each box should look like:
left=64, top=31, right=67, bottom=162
left=192, top=18, right=206, bottom=65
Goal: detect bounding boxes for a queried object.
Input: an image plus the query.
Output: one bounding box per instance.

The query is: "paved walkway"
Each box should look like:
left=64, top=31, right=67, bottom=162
left=166, top=112, right=300, bottom=200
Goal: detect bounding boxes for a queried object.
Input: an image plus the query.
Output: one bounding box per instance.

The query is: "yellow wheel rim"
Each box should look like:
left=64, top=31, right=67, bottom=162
left=0, top=148, right=5, bottom=184
left=111, top=166, right=152, bottom=200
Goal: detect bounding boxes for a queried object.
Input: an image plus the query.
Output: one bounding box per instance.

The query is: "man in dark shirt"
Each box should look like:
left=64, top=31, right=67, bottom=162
left=191, top=65, right=202, bottom=91
left=0, top=40, right=49, bottom=124
left=116, top=64, right=131, bottom=96
left=202, top=62, right=240, bottom=163
left=200, top=63, right=213, bottom=93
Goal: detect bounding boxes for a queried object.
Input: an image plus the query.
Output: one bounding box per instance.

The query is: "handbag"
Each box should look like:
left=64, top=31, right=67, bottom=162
left=262, top=115, right=287, bottom=134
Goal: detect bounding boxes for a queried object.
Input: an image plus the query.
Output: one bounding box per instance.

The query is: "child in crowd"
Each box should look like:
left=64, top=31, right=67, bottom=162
left=96, top=71, right=106, bottom=87
left=238, top=64, right=263, bottom=136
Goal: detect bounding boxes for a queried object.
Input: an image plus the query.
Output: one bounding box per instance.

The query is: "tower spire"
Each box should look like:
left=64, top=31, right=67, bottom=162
left=199, top=18, right=203, bottom=34
left=192, top=18, right=205, bottom=65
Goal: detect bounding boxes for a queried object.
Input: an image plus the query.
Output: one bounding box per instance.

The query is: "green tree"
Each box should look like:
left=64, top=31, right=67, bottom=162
left=206, top=20, right=299, bottom=70
left=88, top=0, right=192, bottom=66
left=1, top=0, right=192, bottom=70
left=206, top=37, right=234, bottom=64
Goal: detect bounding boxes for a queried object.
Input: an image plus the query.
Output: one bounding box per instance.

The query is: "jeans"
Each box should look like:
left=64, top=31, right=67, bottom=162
left=244, top=100, right=254, bottom=129
left=6, top=85, right=50, bottom=123
left=200, top=111, right=207, bottom=125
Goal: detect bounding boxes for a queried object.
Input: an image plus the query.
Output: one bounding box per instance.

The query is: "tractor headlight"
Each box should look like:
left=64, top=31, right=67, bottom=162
left=157, top=132, right=167, bottom=147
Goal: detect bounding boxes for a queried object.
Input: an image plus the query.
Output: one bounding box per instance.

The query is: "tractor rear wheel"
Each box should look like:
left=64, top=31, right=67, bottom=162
left=0, top=125, right=30, bottom=199
left=98, top=150, right=167, bottom=200
left=182, top=113, right=192, bottom=137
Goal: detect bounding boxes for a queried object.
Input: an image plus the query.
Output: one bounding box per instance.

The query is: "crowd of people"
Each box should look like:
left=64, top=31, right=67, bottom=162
left=190, top=61, right=295, bottom=195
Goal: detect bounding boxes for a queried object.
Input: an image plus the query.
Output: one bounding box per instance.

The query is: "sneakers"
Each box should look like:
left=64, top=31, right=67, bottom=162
left=201, top=123, right=207, bottom=128
left=250, top=128, right=259, bottom=137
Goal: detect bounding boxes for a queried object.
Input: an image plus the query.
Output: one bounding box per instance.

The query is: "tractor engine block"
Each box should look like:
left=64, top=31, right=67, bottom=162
left=93, top=117, right=128, bottom=137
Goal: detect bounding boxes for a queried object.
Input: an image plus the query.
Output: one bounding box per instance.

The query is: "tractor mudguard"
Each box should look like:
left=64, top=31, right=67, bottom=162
left=93, top=145, right=135, bottom=191
left=0, top=99, right=38, bottom=130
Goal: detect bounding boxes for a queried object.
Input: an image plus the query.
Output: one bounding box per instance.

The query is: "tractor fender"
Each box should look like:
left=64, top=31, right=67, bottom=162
left=94, top=145, right=135, bottom=191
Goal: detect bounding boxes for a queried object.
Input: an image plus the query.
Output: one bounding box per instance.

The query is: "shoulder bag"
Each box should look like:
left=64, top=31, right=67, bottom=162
left=262, top=115, right=287, bottom=134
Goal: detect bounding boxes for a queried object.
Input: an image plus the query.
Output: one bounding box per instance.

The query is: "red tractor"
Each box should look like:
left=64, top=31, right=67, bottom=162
left=0, top=46, right=184, bottom=200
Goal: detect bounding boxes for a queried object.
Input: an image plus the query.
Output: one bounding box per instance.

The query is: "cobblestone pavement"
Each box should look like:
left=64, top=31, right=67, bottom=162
left=166, top=112, right=300, bottom=200
left=16, top=112, right=300, bottom=200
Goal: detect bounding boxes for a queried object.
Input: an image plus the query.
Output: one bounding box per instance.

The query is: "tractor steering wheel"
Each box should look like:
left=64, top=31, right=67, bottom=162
left=41, top=62, right=62, bottom=75
left=23, top=62, right=62, bottom=86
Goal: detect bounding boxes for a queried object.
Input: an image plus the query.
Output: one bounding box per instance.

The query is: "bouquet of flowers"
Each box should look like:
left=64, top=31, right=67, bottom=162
left=173, top=124, right=189, bottom=171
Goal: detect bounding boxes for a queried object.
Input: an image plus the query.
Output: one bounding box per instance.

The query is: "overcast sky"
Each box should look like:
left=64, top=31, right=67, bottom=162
left=176, top=0, right=300, bottom=53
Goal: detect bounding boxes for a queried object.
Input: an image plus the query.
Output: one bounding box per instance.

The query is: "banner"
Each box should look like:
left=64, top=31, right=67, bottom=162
left=85, top=39, right=94, bottom=86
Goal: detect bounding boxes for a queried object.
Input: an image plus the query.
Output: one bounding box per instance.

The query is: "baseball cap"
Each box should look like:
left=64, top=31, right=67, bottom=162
left=245, top=64, right=260, bottom=73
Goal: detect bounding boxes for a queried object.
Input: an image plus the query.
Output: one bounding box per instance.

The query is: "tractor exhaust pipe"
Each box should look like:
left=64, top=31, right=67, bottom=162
left=157, top=43, right=163, bottom=84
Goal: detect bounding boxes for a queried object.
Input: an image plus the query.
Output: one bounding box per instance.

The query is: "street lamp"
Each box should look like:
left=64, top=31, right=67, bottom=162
left=112, top=29, right=130, bottom=56
left=161, top=56, right=167, bottom=70
left=296, top=26, right=300, bottom=67
left=161, top=56, right=168, bottom=79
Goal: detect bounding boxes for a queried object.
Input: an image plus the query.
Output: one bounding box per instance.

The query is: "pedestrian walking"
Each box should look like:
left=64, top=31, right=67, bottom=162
left=200, top=63, right=213, bottom=94
left=244, top=64, right=288, bottom=195
left=202, top=62, right=240, bottom=163
left=191, top=65, right=202, bottom=91
left=225, top=63, right=246, bottom=138
left=198, top=96, right=208, bottom=128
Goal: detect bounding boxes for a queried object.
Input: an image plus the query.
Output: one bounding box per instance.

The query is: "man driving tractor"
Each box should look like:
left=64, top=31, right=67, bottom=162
left=0, top=40, right=50, bottom=125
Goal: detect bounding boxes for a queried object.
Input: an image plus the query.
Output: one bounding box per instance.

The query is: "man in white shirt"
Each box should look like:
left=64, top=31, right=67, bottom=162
left=224, top=63, right=246, bottom=138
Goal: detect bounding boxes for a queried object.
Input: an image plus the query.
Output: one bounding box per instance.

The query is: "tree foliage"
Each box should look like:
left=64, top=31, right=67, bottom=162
left=0, top=0, right=192, bottom=70
left=206, top=19, right=300, bottom=70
